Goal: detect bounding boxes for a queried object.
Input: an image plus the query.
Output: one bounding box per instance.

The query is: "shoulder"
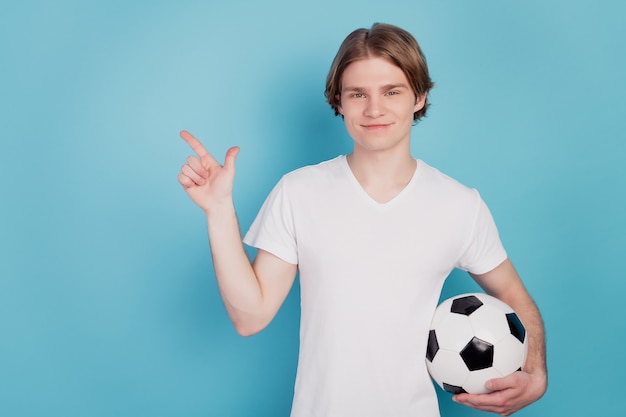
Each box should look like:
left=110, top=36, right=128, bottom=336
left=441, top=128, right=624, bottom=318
left=267, top=156, right=348, bottom=207
left=281, top=155, right=347, bottom=186
left=417, top=160, right=482, bottom=212
left=416, top=160, right=479, bottom=201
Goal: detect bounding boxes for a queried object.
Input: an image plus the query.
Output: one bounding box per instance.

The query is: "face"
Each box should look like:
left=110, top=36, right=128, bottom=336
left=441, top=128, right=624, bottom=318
left=337, top=57, right=425, bottom=154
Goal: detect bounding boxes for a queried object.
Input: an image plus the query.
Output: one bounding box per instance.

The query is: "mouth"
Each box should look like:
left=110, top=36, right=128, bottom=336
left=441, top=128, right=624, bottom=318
left=362, top=123, right=391, bottom=130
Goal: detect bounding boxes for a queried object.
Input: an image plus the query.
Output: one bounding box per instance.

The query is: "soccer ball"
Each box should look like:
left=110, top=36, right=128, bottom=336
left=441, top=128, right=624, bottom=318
left=425, top=293, right=528, bottom=395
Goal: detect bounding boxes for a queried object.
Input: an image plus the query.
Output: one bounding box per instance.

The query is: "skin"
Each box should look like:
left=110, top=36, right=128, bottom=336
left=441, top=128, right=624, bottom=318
left=461, top=260, right=547, bottom=415
left=178, top=55, right=546, bottom=415
left=338, top=57, right=426, bottom=203
left=177, top=131, right=297, bottom=337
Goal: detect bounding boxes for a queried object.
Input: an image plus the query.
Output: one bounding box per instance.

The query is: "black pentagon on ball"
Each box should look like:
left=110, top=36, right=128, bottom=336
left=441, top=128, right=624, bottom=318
left=426, top=330, right=439, bottom=362
left=506, top=312, right=526, bottom=343
left=460, top=337, right=494, bottom=371
left=450, top=295, right=484, bottom=316
left=443, top=383, right=467, bottom=395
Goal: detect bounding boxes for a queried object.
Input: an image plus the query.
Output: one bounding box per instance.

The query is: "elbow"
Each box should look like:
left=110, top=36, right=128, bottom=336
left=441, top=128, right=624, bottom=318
left=228, top=304, right=274, bottom=337
left=235, top=325, right=260, bottom=337
left=233, top=319, right=267, bottom=337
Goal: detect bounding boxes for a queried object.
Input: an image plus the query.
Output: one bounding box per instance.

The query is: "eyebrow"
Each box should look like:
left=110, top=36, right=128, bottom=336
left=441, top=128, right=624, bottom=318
left=342, top=83, right=410, bottom=93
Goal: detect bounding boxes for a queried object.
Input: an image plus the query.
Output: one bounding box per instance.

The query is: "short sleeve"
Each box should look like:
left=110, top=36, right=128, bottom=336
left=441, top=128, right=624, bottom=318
left=455, top=192, right=508, bottom=275
left=243, top=177, right=298, bottom=265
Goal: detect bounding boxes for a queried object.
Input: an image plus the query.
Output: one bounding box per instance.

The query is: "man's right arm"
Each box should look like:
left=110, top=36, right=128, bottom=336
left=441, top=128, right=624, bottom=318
left=206, top=200, right=297, bottom=336
left=178, top=131, right=297, bottom=336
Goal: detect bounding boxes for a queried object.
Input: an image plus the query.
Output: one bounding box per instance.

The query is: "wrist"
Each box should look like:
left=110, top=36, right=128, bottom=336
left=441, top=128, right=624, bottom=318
left=524, top=368, right=548, bottom=399
left=204, top=198, right=235, bottom=219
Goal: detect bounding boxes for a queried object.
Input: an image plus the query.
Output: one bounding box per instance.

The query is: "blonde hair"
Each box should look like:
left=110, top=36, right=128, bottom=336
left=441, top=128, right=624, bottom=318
left=325, top=23, right=434, bottom=121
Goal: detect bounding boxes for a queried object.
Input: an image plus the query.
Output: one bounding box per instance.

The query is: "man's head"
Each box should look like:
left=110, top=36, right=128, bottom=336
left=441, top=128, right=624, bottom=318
left=325, top=23, right=434, bottom=122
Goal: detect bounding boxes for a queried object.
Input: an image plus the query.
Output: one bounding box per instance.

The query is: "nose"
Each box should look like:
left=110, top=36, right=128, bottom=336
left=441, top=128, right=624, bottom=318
left=364, top=96, right=384, bottom=118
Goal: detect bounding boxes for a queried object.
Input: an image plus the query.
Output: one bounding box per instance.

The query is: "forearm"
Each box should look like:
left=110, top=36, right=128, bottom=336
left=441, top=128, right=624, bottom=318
left=508, top=293, right=547, bottom=383
left=205, top=201, right=264, bottom=333
left=472, top=260, right=547, bottom=394
left=490, top=281, right=548, bottom=412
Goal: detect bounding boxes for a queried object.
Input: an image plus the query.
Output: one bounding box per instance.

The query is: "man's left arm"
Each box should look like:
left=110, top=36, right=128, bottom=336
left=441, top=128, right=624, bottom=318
left=453, top=258, right=547, bottom=416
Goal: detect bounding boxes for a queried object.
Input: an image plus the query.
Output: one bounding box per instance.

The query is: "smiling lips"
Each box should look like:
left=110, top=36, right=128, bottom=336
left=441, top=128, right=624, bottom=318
left=362, top=123, right=392, bottom=130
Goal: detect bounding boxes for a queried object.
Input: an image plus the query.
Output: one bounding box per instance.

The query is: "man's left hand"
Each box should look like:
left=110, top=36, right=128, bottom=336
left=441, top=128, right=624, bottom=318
left=452, top=370, right=547, bottom=416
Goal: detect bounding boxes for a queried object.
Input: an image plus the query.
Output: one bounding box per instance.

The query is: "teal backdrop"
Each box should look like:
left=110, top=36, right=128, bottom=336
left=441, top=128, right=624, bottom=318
left=1, top=0, right=624, bottom=416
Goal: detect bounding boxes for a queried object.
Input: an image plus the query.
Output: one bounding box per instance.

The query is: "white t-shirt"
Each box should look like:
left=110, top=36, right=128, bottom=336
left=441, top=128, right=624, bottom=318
left=244, top=156, right=507, bottom=417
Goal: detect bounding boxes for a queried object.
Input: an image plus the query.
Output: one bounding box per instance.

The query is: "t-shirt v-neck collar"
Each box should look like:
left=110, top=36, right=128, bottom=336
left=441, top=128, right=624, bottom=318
left=340, top=155, right=422, bottom=209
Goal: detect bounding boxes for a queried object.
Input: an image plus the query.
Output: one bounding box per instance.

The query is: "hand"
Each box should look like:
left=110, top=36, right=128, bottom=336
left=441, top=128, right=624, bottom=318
left=177, top=130, right=240, bottom=212
left=452, top=370, right=547, bottom=416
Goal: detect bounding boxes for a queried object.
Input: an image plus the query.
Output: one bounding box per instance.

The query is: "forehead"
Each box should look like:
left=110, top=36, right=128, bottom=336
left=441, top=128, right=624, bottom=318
left=341, top=56, right=409, bottom=88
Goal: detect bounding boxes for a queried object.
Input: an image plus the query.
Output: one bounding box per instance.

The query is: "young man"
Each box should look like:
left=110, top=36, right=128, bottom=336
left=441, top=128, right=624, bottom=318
left=178, top=23, right=546, bottom=417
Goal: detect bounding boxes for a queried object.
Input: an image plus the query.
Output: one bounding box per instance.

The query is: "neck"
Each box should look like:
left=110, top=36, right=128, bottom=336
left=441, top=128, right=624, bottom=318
left=348, top=145, right=415, bottom=179
left=346, top=148, right=417, bottom=203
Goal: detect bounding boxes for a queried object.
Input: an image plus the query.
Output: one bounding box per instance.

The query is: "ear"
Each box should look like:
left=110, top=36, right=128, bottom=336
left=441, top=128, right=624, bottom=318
left=414, top=94, right=427, bottom=113
left=336, top=94, right=344, bottom=115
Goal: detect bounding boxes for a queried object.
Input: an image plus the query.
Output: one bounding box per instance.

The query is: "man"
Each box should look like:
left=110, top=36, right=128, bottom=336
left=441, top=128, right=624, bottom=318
left=178, top=23, right=546, bottom=417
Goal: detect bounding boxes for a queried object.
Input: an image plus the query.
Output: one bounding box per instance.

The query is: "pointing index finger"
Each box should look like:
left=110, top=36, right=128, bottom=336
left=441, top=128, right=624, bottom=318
left=180, top=130, right=210, bottom=157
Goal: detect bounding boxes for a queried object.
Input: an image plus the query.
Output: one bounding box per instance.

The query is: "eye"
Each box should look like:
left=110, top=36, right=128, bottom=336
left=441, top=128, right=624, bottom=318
left=386, top=90, right=400, bottom=96
left=352, top=93, right=365, bottom=99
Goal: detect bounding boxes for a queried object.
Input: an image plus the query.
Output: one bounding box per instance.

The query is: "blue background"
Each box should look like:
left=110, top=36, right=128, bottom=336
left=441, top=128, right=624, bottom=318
left=1, top=0, right=624, bottom=416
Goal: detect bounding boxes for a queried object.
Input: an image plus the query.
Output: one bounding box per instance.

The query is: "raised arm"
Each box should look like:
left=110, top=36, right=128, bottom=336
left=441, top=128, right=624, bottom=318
left=453, top=259, right=547, bottom=415
left=178, top=131, right=297, bottom=336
